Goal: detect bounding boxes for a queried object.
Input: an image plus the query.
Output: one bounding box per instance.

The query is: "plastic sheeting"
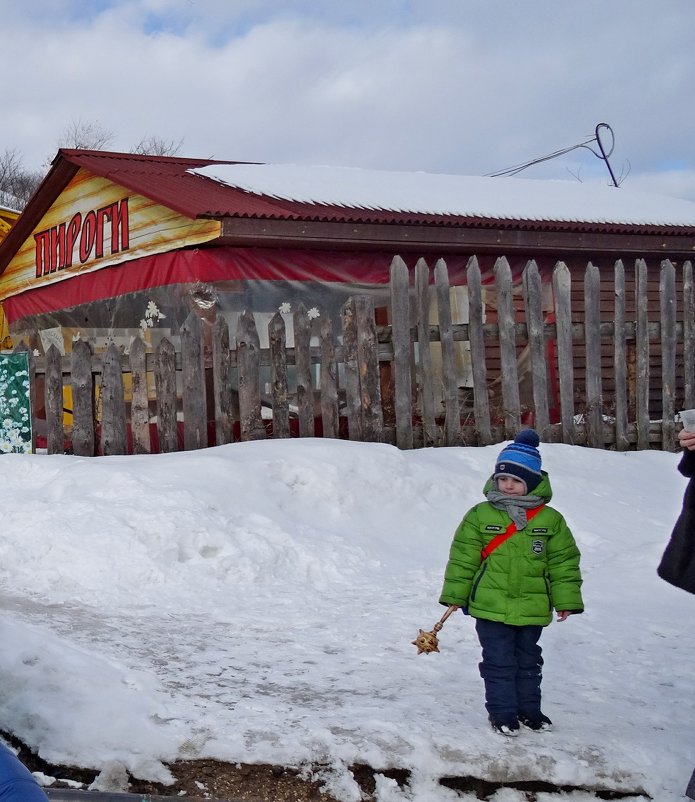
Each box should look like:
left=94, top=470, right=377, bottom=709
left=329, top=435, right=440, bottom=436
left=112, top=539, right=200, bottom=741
left=5, top=245, right=522, bottom=356
left=4, top=246, right=535, bottom=437
left=4, top=246, right=407, bottom=324
left=10, top=275, right=393, bottom=357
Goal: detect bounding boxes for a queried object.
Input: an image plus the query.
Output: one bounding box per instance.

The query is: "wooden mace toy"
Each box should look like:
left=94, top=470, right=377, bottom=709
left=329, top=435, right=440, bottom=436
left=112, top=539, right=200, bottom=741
left=412, top=605, right=459, bottom=654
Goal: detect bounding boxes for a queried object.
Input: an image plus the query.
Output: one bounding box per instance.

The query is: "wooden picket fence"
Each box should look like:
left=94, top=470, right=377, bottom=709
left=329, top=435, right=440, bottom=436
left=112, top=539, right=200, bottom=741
left=18, top=254, right=694, bottom=456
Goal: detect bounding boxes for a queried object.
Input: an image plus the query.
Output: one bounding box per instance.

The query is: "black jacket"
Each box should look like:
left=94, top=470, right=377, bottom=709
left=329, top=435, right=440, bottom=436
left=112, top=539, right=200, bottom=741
left=658, top=448, right=695, bottom=594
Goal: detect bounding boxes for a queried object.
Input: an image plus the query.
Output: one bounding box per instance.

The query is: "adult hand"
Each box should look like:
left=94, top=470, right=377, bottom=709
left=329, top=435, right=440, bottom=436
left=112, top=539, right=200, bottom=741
left=556, top=611, right=571, bottom=622
left=679, top=428, right=695, bottom=451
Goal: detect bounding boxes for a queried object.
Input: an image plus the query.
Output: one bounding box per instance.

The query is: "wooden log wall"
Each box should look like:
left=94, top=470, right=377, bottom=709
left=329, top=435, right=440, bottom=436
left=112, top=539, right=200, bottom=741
left=19, top=255, right=693, bottom=456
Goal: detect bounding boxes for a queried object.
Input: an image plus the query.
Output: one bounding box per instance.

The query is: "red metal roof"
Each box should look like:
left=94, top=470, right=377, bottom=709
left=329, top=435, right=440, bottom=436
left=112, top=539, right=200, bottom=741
left=1, top=148, right=694, bottom=275
left=52, top=150, right=526, bottom=227
left=0, top=150, right=283, bottom=271
left=30, top=150, right=695, bottom=232
left=57, top=149, right=278, bottom=219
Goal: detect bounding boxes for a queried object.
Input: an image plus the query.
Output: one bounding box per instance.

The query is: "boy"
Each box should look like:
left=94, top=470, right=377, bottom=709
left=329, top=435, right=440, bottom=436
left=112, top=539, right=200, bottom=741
left=440, top=429, right=583, bottom=736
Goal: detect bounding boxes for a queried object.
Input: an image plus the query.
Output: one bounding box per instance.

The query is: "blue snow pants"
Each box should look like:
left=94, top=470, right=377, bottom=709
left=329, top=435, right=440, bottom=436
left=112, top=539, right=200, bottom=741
left=475, top=618, right=544, bottom=723
left=0, top=743, right=48, bottom=801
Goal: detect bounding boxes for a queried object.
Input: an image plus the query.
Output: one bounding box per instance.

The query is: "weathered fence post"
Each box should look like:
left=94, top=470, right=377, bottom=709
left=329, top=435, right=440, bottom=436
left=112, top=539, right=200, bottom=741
left=154, top=337, right=178, bottom=453
left=101, top=343, right=127, bottom=456
left=268, top=312, right=290, bottom=440
left=415, top=258, right=436, bottom=446
left=434, top=258, right=463, bottom=446
left=181, top=311, right=207, bottom=451
left=661, top=259, right=677, bottom=451
left=130, top=336, right=151, bottom=454
left=635, top=259, right=650, bottom=449
left=494, top=257, right=521, bottom=439
left=44, top=344, right=64, bottom=455
left=552, top=262, right=576, bottom=445
left=613, top=260, right=629, bottom=451
left=584, top=262, right=603, bottom=448
left=237, top=310, right=266, bottom=441
left=319, top=314, right=339, bottom=439
left=389, top=256, right=413, bottom=449
left=467, top=256, right=492, bottom=445
left=212, top=315, right=234, bottom=446
left=294, top=304, right=315, bottom=438
left=356, top=295, right=384, bottom=443
left=71, top=339, right=95, bottom=457
left=341, top=298, right=363, bottom=441
left=522, top=260, right=550, bottom=440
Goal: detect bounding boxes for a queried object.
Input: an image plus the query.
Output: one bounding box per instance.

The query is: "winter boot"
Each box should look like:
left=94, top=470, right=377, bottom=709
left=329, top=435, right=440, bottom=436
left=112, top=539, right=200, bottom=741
left=489, top=716, right=520, bottom=737
left=519, top=712, right=553, bottom=732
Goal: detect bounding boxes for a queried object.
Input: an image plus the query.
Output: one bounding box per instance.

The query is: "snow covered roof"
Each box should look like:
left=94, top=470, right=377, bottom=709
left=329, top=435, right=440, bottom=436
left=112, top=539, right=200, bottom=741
left=3, top=150, right=695, bottom=278
left=0, top=202, right=19, bottom=243
left=0, top=197, right=21, bottom=215
left=192, top=163, right=695, bottom=228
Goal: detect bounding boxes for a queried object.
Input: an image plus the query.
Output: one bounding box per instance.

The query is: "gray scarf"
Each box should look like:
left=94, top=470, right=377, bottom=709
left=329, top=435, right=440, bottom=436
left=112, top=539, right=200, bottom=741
left=485, top=489, right=544, bottom=530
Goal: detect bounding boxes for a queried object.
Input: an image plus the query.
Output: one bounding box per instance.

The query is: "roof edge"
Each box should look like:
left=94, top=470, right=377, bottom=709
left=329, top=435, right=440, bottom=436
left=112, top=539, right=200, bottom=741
left=0, top=156, right=81, bottom=273
left=0, top=149, right=260, bottom=274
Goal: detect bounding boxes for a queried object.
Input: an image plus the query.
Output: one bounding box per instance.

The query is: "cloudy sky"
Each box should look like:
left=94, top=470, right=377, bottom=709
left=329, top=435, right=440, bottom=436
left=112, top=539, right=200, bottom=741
left=2, top=0, right=695, bottom=200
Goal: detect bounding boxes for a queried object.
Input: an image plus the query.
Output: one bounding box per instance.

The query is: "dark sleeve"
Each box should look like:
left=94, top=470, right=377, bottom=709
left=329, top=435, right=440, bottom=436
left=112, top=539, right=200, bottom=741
left=657, top=462, right=695, bottom=593
left=678, top=448, right=695, bottom=479
left=678, top=451, right=695, bottom=512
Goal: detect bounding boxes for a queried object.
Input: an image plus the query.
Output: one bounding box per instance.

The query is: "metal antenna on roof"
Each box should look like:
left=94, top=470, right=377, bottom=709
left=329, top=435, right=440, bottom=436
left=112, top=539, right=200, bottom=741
left=584, top=123, right=619, bottom=187
left=487, top=122, right=622, bottom=187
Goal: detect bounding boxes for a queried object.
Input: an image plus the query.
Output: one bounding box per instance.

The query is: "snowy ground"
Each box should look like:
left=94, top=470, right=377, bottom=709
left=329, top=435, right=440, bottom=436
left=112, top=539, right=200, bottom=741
left=0, top=438, right=692, bottom=801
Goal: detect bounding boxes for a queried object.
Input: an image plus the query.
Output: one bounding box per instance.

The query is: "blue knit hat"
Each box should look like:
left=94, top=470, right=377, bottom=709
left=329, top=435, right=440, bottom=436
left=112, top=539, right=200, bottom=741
left=493, top=429, right=542, bottom=493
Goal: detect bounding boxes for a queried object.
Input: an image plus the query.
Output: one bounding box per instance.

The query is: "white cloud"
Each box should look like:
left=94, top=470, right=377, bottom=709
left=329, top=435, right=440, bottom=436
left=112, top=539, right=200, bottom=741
left=1, top=0, right=694, bottom=199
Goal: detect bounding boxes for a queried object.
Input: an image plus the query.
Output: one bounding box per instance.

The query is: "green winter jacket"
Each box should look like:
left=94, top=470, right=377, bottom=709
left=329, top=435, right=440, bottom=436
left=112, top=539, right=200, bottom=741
left=439, top=472, right=584, bottom=626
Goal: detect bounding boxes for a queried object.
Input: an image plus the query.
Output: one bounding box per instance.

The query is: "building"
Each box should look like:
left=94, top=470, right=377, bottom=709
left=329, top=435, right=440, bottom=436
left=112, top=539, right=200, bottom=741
left=0, top=148, right=693, bottom=435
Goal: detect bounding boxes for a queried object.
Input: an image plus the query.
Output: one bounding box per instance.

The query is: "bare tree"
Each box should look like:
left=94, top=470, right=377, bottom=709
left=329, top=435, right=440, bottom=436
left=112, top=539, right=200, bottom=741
left=59, top=118, right=115, bottom=151
left=0, top=148, right=43, bottom=210
left=9, top=170, right=43, bottom=208
left=0, top=148, right=24, bottom=191
left=130, top=135, right=184, bottom=157
left=1, top=124, right=186, bottom=211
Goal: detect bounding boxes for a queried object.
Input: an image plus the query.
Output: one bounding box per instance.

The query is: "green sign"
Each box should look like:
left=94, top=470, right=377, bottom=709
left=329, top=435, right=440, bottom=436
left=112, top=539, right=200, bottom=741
left=0, top=352, right=32, bottom=454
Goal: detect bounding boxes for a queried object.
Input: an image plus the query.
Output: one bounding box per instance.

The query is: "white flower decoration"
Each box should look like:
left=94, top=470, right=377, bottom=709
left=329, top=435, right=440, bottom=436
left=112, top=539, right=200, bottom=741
left=307, top=307, right=320, bottom=320
left=278, top=302, right=292, bottom=314
left=145, top=300, right=166, bottom=321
